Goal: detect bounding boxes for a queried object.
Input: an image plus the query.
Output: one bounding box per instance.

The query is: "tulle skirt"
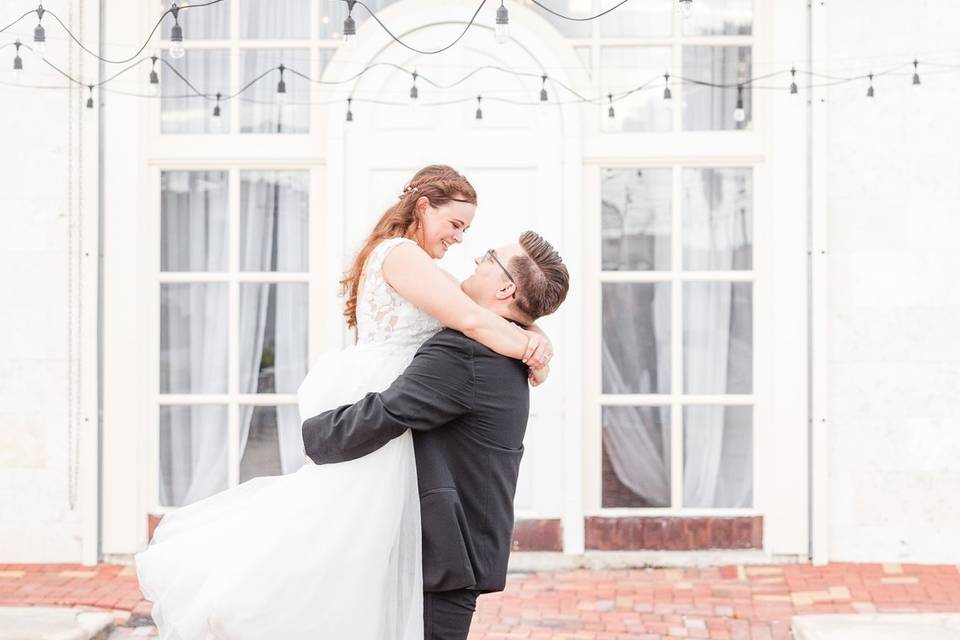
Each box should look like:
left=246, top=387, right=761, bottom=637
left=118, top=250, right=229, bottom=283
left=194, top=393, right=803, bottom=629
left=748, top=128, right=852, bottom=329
left=136, top=342, right=424, bottom=640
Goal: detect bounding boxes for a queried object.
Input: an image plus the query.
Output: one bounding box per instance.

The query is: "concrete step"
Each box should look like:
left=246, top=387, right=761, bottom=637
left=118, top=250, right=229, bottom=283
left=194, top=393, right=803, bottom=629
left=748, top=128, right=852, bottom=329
left=793, top=614, right=960, bottom=640
left=0, top=608, right=114, bottom=640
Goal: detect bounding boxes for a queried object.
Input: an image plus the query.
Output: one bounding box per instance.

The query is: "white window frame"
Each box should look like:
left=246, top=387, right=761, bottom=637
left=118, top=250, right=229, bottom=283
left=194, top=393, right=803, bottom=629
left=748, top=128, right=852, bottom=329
left=143, top=0, right=340, bottom=513
left=145, top=162, right=324, bottom=514
left=577, top=0, right=778, bottom=520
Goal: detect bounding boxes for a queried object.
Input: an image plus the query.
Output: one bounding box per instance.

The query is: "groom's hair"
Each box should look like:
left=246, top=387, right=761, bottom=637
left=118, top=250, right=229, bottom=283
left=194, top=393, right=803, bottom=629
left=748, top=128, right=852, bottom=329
left=510, top=231, right=570, bottom=321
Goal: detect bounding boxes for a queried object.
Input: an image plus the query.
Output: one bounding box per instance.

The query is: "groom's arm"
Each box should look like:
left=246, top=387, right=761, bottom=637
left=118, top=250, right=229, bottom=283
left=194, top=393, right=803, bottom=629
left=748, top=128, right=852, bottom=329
left=302, top=330, right=476, bottom=465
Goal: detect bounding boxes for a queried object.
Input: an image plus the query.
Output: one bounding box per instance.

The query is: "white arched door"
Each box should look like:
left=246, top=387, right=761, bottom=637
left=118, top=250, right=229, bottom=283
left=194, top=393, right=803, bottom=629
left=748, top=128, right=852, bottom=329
left=323, top=5, right=582, bottom=527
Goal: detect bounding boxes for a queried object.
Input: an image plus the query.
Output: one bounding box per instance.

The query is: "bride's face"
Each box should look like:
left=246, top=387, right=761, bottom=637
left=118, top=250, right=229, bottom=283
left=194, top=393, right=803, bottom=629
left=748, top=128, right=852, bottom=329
left=415, top=196, right=476, bottom=259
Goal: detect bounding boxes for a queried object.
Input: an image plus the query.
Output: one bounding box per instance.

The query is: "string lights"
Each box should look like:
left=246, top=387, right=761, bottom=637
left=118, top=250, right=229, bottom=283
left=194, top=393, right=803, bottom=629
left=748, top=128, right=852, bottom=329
left=148, top=55, right=159, bottom=95
left=276, top=63, right=287, bottom=105
left=168, top=3, right=184, bottom=59
left=12, top=39, right=22, bottom=76
left=32, top=4, right=45, bottom=56
left=495, top=1, right=510, bottom=44
left=342, top=0, right=357, bottom=46
left=733, top=85, right=748, bottom=121
left=0, top=0, right=955, bottom=122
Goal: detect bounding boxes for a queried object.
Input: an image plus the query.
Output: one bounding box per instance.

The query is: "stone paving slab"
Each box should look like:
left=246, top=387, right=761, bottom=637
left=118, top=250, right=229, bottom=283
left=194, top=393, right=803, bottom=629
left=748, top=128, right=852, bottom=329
left=0, top=607, right=114, bottom=640
left=793, top=614, right=960, bottom=640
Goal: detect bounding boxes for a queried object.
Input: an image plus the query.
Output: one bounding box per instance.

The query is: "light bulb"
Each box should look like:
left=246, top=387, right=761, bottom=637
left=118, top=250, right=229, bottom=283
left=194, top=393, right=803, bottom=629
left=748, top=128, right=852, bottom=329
left=733, top=106, right=746, bottom=122
left=343, top=14, right=357, bottom=47
left=495, top=3, right=510, bottom=44
left=169, top=23, right=185, bottom=59
left=33, top=40, right=46, bottom=57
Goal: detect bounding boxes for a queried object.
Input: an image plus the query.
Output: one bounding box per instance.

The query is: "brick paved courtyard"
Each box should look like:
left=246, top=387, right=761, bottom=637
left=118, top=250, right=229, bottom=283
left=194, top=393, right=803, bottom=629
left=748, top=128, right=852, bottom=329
left=2, top=562, right=959, bottom=638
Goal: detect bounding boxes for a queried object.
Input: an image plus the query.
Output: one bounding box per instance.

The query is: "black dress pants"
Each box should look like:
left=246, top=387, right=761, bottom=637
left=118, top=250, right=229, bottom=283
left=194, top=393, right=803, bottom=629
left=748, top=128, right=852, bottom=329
left=423, top=589, right=478, bottom=640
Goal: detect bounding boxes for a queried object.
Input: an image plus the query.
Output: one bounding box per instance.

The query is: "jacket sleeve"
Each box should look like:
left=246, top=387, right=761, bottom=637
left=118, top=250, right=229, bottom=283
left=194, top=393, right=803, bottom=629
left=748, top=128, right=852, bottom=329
left=302, top=331, right=476, bottom=465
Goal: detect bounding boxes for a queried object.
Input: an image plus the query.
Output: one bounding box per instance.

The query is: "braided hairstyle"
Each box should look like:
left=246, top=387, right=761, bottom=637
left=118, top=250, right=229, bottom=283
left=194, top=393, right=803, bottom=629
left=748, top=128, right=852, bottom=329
left=341, top=164, right=477, bottom=328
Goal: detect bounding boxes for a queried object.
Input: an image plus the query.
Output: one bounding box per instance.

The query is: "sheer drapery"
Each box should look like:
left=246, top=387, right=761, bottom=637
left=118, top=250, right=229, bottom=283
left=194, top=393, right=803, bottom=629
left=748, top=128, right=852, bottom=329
left=599, top=168, right=754, bottom=509
left=159, top=171, right=308, bottom=506
left=683, top=46, right=753, bottom=131
left=681, top=168, right=753, bottom=508
left=159, top=171, right=229, bottom=506
left=161, top=50, right=230, bottom=135
left=239, top=171, right=309, bottom=474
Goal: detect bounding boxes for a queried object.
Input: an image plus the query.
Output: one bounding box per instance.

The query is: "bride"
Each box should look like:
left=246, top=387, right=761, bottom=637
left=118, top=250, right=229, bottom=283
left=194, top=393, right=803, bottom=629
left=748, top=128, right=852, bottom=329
left=135, top=165, right=552, bottom=640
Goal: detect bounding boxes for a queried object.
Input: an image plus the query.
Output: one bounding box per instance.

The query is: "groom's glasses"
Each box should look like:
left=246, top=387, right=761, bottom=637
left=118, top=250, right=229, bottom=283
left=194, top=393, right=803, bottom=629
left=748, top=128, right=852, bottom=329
left=484, top=249, right=517, bottom=299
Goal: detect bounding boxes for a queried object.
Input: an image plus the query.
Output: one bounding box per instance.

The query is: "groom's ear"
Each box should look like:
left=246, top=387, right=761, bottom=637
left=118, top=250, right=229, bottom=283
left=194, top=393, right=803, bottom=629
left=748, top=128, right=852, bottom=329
left=495, top=281, right=517, bottom=300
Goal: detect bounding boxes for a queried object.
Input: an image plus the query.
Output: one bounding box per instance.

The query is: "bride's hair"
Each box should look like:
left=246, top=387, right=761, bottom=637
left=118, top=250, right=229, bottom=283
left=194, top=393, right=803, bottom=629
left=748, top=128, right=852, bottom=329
left=341, top=164, right=478, bottom=329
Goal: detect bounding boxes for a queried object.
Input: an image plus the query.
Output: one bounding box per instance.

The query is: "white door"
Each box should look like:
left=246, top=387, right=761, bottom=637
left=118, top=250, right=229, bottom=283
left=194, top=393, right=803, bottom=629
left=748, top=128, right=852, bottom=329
left=333, top=22, right=568, bottom=519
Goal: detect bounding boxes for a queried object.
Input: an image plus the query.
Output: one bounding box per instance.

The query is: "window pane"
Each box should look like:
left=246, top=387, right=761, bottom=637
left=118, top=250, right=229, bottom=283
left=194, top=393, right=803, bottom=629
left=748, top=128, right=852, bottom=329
left=682, top=46, right=752, bottom=130
left=161, top=171, right=229, bottom=272
left=683, top=282, right=752, bottom=394
left=602, top=283, right=671, bottom=394
left=682, top=168, right=753, bottom=270
left=240, top=49, right=310, bottom=134
left=241, top=0, right=309, bottom=39
left=159, top=405, right=228, bottom=507
left=538, top=0, right=594, bottom=38
left=319, top=0, right=401, bottom=39
left=240, top=171, right=309, bottom=272
left=240, top=406, right=282, bottom=481
left=602, top=406, right=671, bottom=507
left=682, top=0, right=752, bottom=35
left=602, top=168, right=671, bottom=271
left=161, top=50, right=230, bottom=134
left=161, top=2, right=230, bottom=39
left=239, top=284, right=308, bottom=394
left=600, top=0, right=672, bottom=37
left=683, top=405, right=752, bottom=507
left=160, top=284, right=228, bottom=394
left=601, top=47, right=672, bottom=132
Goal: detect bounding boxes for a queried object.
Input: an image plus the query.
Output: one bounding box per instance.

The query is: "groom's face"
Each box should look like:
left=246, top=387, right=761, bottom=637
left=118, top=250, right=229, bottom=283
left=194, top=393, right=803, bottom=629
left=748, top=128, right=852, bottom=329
left=461, top=243, right=523, bottom=312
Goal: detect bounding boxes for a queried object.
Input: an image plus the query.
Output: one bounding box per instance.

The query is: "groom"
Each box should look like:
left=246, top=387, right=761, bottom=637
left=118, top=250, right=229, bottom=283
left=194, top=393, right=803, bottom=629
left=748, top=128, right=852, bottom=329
left=302, top=231, right=569, bottom=640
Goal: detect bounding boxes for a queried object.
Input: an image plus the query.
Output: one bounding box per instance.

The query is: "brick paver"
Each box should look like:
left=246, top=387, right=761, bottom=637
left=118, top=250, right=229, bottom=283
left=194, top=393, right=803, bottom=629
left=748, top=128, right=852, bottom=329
left=2, top=562, right=959, bottom=638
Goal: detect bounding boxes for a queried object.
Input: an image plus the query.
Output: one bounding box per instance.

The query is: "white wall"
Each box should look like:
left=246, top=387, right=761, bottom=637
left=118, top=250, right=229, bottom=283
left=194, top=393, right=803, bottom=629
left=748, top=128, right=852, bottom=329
left=0, top=0, right=99, bottom=562
left=825, top=0, right=960, bottom=562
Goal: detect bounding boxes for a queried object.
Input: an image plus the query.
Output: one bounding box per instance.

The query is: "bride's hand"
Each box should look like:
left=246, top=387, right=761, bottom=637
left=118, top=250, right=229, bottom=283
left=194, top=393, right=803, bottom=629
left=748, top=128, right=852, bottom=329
left=528, top=364, right=549, bottom=387
left=521, top=330, right=553, bottom=370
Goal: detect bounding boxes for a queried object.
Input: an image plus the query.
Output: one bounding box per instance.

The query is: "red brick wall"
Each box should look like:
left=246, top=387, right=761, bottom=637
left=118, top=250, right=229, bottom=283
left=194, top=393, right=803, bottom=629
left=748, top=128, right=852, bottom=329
left=586, top=516, right=763, bottom=550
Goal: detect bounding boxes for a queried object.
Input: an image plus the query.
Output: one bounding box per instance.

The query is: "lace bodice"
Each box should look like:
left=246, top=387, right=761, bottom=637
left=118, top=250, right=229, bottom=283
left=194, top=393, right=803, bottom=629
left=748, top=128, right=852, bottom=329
left=355, top=237, right=444, bottom=347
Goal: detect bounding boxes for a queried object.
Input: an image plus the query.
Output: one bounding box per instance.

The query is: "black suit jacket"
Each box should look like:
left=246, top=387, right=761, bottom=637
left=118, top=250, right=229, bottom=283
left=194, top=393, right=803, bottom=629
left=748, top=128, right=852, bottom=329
left=302, top=329, right=530, bottom=593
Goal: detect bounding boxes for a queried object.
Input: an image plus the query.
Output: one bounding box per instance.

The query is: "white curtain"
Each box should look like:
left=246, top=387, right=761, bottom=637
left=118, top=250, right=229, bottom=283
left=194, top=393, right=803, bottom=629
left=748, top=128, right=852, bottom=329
left=601, top=283, right=672, bottom=507
left=682, top=46, right=752, bottom=131
left=239, top=171, right=309, bottom=475
left=681, top=169, right=753, bottom=508
left=159, top=171, right=230, bottom=506
left=600, top=168, right=753, bottom=509
left=159, top=171, right=308, bottom=507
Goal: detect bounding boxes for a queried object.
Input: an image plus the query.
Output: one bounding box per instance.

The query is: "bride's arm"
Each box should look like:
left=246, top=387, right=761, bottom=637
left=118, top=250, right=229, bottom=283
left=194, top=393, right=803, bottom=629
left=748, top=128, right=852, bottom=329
left=383, top=242, right=550, bottom=367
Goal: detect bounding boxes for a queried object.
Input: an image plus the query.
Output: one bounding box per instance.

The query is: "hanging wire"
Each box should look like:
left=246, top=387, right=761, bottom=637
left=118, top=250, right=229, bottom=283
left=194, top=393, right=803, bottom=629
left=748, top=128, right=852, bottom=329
left=343, top=0, right=489, bottom=56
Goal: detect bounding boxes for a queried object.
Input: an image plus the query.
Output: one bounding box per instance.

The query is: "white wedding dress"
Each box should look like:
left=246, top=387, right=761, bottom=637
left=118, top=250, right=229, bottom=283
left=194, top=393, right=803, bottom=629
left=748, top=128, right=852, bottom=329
left=136, top=237, right=443, bottom=640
